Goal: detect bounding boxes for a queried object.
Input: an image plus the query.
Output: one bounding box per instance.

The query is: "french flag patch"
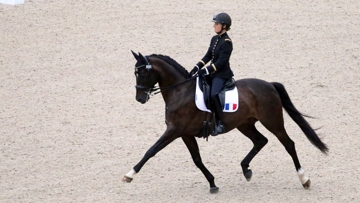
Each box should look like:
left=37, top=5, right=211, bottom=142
left=225, top=103, right=237, bottom=111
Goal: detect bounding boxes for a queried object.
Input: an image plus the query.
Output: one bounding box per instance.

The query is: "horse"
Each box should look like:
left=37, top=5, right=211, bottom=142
left=122, top=51, right=328, bottom=194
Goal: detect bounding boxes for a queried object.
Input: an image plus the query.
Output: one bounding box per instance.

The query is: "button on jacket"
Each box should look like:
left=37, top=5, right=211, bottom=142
left=197, top=32, right=234, bottom=79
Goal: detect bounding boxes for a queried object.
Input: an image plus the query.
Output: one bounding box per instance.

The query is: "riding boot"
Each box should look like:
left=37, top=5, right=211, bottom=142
left=212, top=97, right=225, bottom=136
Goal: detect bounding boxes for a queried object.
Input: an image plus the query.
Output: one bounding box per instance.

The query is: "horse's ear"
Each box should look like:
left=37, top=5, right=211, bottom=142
left=131, top=50, right=139, bottom=60
left=138, top=52, right=145, bottom=60
left=138, top=52, right=149, bottom=64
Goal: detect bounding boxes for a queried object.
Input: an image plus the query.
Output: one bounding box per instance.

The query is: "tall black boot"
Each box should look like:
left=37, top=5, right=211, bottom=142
left=212, top=97, right=225, bottom=136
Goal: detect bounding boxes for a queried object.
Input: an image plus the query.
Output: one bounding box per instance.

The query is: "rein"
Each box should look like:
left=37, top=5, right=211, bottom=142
left=135, top=72, right=197, bottom=96
left=151, top=76, right=197, bottom=95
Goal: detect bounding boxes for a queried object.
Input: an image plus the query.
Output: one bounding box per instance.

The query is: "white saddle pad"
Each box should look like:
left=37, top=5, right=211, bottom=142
left=195, top=77, right=239, bottom=113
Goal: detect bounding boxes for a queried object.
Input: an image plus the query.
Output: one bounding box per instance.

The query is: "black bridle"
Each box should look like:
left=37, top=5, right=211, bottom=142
left=134, top=57, right=197, bottom=96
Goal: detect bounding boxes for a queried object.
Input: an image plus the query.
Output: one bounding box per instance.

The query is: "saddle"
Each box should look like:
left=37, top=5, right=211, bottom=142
left=198, top=77, right=236, bottom=111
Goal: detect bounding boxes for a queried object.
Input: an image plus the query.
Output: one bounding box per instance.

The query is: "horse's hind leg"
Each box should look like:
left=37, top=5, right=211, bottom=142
left=237, top=123, right=268, bottom=182
left=261, top=119, right=311, bottom=189
left=277, top=130, right=311, bottom=189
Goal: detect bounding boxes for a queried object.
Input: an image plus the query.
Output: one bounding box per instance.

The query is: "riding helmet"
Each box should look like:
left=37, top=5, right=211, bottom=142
left=212, top=12, right=232, bottom=27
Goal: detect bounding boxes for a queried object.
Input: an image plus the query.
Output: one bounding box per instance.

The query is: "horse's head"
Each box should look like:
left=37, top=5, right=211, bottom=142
left=131, top=51, right=158, bottom=104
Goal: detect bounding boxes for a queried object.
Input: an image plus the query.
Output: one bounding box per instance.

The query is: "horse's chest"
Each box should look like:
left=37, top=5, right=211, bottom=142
left=165, top=105, right=186, bottom=124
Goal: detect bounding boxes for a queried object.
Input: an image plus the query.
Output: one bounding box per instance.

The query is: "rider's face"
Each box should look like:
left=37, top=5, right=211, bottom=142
left=213, top=22, right=224, bottom=34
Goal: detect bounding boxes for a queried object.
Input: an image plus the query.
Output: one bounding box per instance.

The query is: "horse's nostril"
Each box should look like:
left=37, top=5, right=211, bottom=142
left=136, top=97, right=146, bottom=104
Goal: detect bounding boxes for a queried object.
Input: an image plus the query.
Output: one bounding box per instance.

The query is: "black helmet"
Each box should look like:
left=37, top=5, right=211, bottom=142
left=212, top=12, right=232, bottom=27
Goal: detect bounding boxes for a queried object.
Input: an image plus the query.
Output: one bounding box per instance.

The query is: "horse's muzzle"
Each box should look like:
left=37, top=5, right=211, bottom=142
left=136, top=93, right=149, bottom=104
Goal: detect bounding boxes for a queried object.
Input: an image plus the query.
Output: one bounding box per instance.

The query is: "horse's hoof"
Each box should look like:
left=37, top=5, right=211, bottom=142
left=210, top=186, right=219, bottom=194
left=302, top=179, right=311, bottom=189
left=122, top=176, right=133, bottom=183
left=244, top=170, right=253, bottom=182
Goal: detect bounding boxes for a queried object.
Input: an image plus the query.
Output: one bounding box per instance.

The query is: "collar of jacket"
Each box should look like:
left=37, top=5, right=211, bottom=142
left=217, top=32, right=227, bottom=38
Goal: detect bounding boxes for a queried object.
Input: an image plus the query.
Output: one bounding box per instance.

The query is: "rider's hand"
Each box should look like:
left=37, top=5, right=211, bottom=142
left=189, top=65, right=199, bottom=76
left=198, top=68, right=208, bottom=77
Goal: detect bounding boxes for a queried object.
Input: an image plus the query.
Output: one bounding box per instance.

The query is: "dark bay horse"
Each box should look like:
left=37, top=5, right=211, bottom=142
left=122, top=51, right=328, bottom=194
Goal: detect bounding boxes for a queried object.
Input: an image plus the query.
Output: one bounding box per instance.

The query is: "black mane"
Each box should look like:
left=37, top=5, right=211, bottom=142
left=149, top=54, right=190, bottom=78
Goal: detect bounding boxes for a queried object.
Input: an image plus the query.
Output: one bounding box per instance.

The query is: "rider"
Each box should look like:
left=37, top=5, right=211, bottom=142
left=189, top=12, right=234, bottom=136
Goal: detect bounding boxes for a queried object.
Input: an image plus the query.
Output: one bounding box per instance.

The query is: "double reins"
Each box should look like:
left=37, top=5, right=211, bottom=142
left=150, top=76, right=198, bottom=95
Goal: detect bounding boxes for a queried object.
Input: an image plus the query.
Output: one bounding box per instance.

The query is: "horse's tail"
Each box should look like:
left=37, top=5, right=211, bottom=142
left=272, top=82, right=329, bottom=154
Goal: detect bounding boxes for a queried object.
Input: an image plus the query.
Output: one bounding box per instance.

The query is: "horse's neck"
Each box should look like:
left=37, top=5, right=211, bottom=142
left=156, top=63, right=185, bottom=88
left=158, top=74, right=184, bottom=87
left=152, top=58, right=194, bottom=104
left=160, top=77, right=196, bottom=106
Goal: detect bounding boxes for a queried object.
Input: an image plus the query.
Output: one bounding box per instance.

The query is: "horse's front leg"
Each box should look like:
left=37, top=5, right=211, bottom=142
left=182, top=136, right=219, bottom=194
left=122, top=126, right=178, bottom=182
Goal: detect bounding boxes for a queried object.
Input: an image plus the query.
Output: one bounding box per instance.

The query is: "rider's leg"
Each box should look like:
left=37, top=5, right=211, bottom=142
left=210, top=77, right=226, bottom=136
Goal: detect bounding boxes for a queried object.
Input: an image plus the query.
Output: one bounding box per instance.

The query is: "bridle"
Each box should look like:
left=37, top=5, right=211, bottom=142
left=134, top=57, right=197, bottom=97
left=134, top=56, right=155, bottom=93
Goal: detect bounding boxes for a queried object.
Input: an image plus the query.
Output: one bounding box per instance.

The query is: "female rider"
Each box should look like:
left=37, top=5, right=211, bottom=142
left=190, top=12, right=234, bottom=136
